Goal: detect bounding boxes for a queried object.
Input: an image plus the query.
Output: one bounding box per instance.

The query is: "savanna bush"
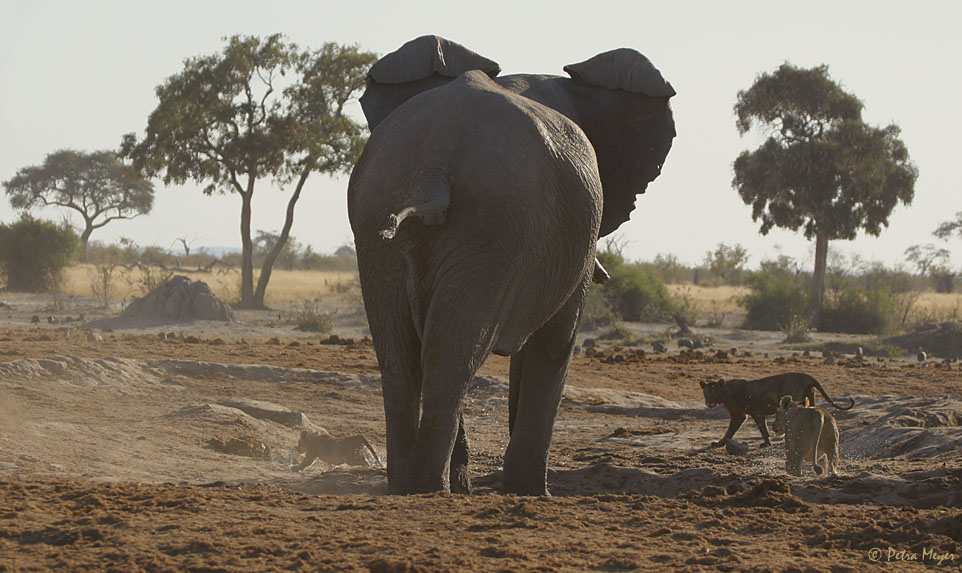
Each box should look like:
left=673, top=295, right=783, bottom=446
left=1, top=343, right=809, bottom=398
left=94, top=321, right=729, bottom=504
left=0, top=215, right=79, bottom=292
left=595, top=251, right=678, bottom=322
left=739, top=272, right=808, bottom=331
left=819, top=287, right=896, bottom=335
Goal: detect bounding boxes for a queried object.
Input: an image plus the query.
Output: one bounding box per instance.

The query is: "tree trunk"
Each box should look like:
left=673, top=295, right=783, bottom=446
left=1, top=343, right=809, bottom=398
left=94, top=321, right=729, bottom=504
left=238, top=192, right=258, bottom=308
left=79, top=224, right=93, bottom=262
left=251, top=165, right=312, bottom=307
left=807, top=230, right=829, bottom=327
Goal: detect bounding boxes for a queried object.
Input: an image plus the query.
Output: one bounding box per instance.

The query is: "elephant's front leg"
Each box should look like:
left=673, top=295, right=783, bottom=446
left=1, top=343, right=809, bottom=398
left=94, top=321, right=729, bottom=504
left=449, top=411, right=471, bottom=493
left=503, top=287, right=586, bottom=496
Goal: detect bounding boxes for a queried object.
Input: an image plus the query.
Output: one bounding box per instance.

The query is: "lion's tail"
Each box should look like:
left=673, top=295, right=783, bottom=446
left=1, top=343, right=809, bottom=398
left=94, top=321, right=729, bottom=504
left=812, top=412, right=826, bottom=476
left=813, top=379, right=855, bottom=411
left=358, top=436, right=384, bottom=469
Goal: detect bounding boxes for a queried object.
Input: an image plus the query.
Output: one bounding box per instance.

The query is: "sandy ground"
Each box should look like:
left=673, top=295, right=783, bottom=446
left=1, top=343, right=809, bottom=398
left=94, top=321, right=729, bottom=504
left=1, top=295, right=961, bottom=571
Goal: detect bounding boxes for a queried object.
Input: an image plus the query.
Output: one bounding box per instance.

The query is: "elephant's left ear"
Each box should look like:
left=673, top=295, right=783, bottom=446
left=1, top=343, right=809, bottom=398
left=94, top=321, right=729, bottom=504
left=564, top=49, right=675, bottom=98
left=361, top=36, right=501, bottom=131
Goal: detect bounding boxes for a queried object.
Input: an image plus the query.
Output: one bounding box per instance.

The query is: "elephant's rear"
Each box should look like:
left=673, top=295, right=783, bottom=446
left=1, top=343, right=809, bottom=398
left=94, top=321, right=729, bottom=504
left=349, top=70, right=602, bottom=354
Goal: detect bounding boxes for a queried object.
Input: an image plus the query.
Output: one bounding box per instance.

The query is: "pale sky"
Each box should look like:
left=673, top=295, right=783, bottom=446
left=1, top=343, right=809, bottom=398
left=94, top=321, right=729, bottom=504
left=2, top=1, right=960, bottom=272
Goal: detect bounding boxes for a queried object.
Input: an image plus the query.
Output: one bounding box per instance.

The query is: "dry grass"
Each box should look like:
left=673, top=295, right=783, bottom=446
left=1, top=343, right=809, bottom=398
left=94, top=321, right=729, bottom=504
left=668, top=283, right=962, bottom=328
left=909, top=292, right=962, bottom=323
left=52, top=266, right=962, bottom=323
left=59, top=264, right=359, bottom=305
left=667, top=284, right=747, bottom=313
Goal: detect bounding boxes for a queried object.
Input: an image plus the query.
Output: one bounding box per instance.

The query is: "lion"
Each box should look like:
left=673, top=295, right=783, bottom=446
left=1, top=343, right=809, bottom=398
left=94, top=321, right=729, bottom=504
left=700, top=372, right=853, bottom=447
left=293, top=431, right=383, bottom=471
left=772, top=395, right=840, bottom=477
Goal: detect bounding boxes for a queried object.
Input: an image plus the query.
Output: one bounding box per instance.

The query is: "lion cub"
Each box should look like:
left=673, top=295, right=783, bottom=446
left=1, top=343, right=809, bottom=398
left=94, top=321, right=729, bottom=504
left=772, top=396, right=840, bottom=477
left=293, top=431, right=383, bottom=471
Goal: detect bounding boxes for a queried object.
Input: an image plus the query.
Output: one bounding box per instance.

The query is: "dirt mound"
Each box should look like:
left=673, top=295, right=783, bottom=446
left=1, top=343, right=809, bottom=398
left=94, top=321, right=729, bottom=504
left=128, top=275, right=233, bottom=321
left=87, top=276, right=234, bottom=328
left=885, top=321, right=962, bottom=359
left=843, top=396, right=962, bottom=460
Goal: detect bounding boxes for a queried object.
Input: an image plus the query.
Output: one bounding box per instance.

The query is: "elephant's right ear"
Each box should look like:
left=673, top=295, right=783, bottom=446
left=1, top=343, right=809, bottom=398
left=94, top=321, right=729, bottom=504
left=360, top=36, right=501, bottom=130
left=563, top=48, right=675, bottom=98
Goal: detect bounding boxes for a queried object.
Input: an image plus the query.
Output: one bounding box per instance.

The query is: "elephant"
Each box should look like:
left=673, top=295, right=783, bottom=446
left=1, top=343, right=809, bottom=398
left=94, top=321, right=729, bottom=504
left=347, top=36, right=675, bottom=495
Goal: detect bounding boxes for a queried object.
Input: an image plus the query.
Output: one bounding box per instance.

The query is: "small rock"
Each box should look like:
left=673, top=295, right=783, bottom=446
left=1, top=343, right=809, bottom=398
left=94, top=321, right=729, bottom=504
left=87, top=332, right=104, bottom=342
left=721, top=438, right=749, bottom=456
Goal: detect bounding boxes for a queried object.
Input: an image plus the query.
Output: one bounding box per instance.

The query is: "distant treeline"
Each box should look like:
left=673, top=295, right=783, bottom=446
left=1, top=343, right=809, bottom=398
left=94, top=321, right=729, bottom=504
left=83, top=235, right=357, bottom=274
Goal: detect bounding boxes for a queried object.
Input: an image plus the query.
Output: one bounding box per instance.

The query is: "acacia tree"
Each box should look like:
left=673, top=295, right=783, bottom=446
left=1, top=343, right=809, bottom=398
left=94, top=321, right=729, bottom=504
left=122, top=34, right=376, bottom=308
left=934, top=211, right=962, bottom=241
left=3, top=149, right=154, bottom=259
left=733, top=63, right=917, bottom=324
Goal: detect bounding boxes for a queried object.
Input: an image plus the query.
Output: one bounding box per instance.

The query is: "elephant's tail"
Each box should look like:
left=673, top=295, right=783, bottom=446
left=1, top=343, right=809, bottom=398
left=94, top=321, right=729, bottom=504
left=379, top=177, right=451, bottom=240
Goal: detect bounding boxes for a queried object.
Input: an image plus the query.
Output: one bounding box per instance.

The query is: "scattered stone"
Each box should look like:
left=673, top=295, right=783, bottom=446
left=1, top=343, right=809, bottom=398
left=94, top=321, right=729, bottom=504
left=721, top=438, right=749, bottom=456
left=86, top=332, right=104, bottom=342
left=208, top=436, right=271, bottom=459
left=30, top=315, right=40, bottom=324
left=823, top=355, right=836, bottom=366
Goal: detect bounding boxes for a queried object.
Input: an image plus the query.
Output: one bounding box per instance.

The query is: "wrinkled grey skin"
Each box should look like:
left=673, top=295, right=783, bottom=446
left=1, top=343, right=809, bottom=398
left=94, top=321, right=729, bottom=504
left=348, top=36, right=676, bottom=495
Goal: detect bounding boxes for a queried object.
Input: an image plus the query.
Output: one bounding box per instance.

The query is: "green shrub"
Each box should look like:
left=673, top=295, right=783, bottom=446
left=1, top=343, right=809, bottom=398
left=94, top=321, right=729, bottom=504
left=819, top=287, right=896, bottom=334
left=291, top=301, right=334, bottom=333
left=581, top=288, right=617, bottom=330
left=596, top=251, right=678, bottom=322
left=0, top=215, right=79, bottom=292
left=740, top=272, right=808, bottom=331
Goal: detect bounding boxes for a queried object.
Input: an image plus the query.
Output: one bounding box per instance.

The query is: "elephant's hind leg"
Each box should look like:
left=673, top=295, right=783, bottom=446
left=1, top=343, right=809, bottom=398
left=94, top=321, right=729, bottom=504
left=504, top=284, right=588, bottom=496
left=362, top=278, right=423, bottom=494
left=410, top=317, right=494, bottom=494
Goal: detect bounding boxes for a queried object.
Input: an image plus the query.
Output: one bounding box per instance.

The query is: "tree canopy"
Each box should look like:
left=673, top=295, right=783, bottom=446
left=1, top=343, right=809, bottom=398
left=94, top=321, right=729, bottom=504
left=3, top=149, right=154, bottom=257
left=122, top=34, right=377, bottom=308
left=733, top=63, right=917, bottom=324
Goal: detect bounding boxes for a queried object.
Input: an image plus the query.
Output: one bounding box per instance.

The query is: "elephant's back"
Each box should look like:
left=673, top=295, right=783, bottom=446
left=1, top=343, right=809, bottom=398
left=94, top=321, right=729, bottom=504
left=349, top=71, right=603, bottom=349
left=351, top=70, right=602, bottom=238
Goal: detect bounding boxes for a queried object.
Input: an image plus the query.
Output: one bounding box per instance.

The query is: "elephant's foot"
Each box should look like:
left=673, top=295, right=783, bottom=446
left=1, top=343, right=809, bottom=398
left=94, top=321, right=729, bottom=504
left=450, top=464, right=471, bottom=494
left=502, top=477, right=550, bottom=496
left=501, top=463, right=549, bottom=496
